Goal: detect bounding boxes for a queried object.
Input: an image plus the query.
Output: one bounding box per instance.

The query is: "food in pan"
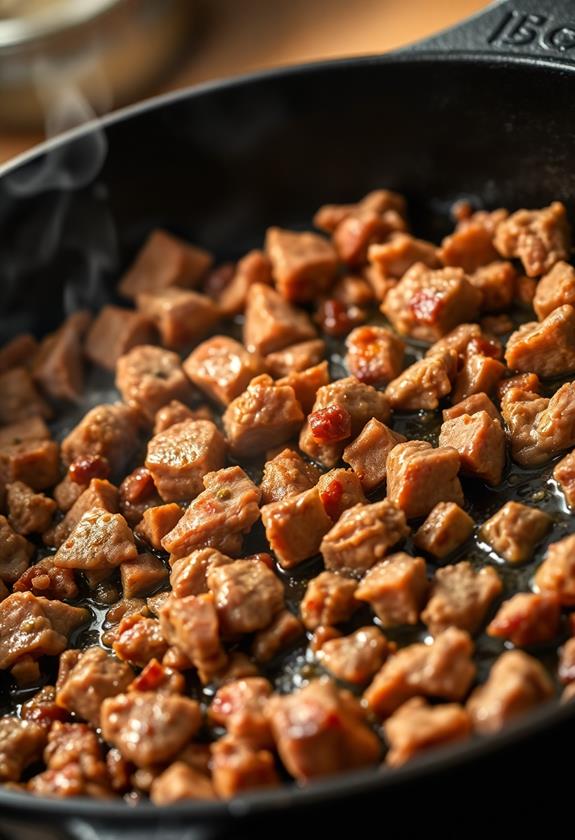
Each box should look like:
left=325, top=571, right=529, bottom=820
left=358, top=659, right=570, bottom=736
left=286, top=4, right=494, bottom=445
left=0, top=190, right=574, bottom=803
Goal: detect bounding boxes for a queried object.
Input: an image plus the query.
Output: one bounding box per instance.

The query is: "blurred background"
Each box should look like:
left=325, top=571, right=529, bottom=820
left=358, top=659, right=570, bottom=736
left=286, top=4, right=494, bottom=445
left=0, top=0, right=489, bottom=165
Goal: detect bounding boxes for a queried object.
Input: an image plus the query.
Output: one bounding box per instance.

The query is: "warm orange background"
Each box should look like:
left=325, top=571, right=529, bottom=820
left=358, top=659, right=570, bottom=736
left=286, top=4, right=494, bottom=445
left=0, top=0, right=489, bottom=165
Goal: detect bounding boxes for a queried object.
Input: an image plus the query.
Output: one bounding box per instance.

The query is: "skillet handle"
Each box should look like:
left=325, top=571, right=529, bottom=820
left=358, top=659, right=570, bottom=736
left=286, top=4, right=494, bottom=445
left=406, top=0, right=575, bottom=65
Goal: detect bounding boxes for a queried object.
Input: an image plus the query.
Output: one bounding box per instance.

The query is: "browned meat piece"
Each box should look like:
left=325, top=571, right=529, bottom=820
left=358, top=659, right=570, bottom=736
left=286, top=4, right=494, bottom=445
left=150, top=762, right=216, bottom=804
left=480, top=501, right=551, bottom=564
left=211, top=735, right=278, bottom=798
left=0, top=717, right=46, bottom=782
left=424, top=322, right=480, bottom=358
left=54, top=509, right=136, bottom=571
left=162, top=466, right=261, bottom=559
left=0, top=415, right=49, bottom=447
left=207, top=558, right=284, bottom=636
left=146, top=419, right=226, bottom=503
left=534, top=533, right=575, bottom=605
left=119, top=229, right=213, bottom=299
left=183, top=337, right=263, bottom=408
left=494, top=201, right=570, bottom=276
left=439, top=410, right=505, bottom=486
left=136, top=504, right=183, bottom=550
left=120, top=553, right=168, bottom=598
left=333, top=273, right=375, bottom=308
left=498, top=372, right=542, bottom=402
left=243, top=283, right=317, bottom=355
left=252, top=610, right=304, bottom=663
left=14, top=558, right=78, bottom=601
left=0, top=592, right=88, bottom=670
left=451, top=352, right=505, bottom=403
left=300, top=375, right=390, bottom=467
left=559, top=637, right=575, bottom=684
left=137, top=288, right=221, bottom=350
left=384, top=697, right=472, bottom=767
left=355, top=552, right=427, bottom=627
left=7, top=481, right=55, bottom=535
left=46, top=478, right=118, bottom=548
left=266, top=680, right=380, bottom=780
left=85, top=305, right=156, bottom=371
left=209, top=677, right=273, bottom=747
left=56, top=647, right=134, bottom=727
left=487, top=592, right=561, bottom=647
left=467, top=261, right=516, bottom=312
left=314, top=189, right=407, bottom=232
left=501, top=383, right=575, bottom=466
left=553, top=450, right=575, bottom=508
left=386, top=441, right=463, bottom=520
left=443, top=391, right=500, bottom=423
left=115, top=345, right=194, bottom=422
left=262, top=487, right=332, bottom=570
left=482, top=313, right=514, bottom=335
left=333, top=208, right=405, bottom=266
left=128, top=658, right=185, bottom=695
left=321, top=499, right=409, bottom=577
left=222, top=374, right=304, bottom=458
left=300, top=571, right=358, bottom=630
left=0, top=367, right=51, bottom=425
left=260, top=448, right=319, bottom=505
left=368, top=233, right=439, bottom=277
left=0, top=437, right=59, bottom=492
left=0, top=333, right=38, bottom=373
left=343, top=419, right=406, bottom=491
left=53, top=456, right=109, bottom=514
left=0, top=514, right=33, bottom=582
left=33, top=311, right=91, bottom=403
left=381, top=264, right=481, bottom=342
left=505, top=305, right=575, bottom=378
left=317, top=626, right=391, bottom=685
left=117, top=467, right=161, bottom=528
left=533, top=260, right=575, bottom=320
left=154, top=400, right=212, bottom=434
left=218, top=250, right=273, bottom=316
left=160, top=593, right=227, bottom=683
left=101, top=691, right=201, bottom=767
left=317, top=468, right=366, bottom=521
left=61, top=403, right=141, bottom=476
left=315, top=294, right=368, bottom=337
left=345, top=325, right=405, bottom=386
left=113, top=614, right=168, bottom=667
left=364, top=627, right=476, bottom=718
left=101, top=598, right=150, bottom=646
left=385, top=350, right=457, bottom=411
left=467, top=651, right=553, bottom=733
left=277, top=360, right=330, bottom=414
left=413, top=502, right=474, bottom=559
left=439, top=208, right=508, bottom=272
left=421, top=562, right=502, bottom=636
left=266, top=227, right=338, bottom=302
left=21, top=686, right=69, bottom=728
left=265, top=339, right=325, bottom=378
left=170, top=548, right=232, bottom=598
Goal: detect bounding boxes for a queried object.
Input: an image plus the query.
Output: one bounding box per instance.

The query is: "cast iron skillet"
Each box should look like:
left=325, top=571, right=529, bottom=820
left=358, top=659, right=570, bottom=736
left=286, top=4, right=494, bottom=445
left=1, top=0, right=575, bottom=835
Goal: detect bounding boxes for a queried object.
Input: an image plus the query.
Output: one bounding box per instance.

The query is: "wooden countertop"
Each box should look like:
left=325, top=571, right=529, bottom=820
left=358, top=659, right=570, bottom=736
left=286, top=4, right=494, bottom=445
left=0, top=0, right=488, bottom=165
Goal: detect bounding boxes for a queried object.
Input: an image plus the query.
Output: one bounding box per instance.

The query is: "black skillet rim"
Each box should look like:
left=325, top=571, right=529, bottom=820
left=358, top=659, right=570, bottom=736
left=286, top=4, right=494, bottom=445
left=0, top=48, right=574, bottom=818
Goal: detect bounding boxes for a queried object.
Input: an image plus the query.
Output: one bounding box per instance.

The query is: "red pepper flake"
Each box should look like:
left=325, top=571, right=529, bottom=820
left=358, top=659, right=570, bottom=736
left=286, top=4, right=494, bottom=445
left=130, top=659, right=167, bottom=692
left=317, top=298, right=364, bottom=337
left=309, top=405, right=352, bottom=444
left=120, top=467, right=157, bottom=504
left=320, top=479, right=344, bottom=521
left=408, top=288, right=444, bottom=324
left=69, top=455, right=110, bottom=485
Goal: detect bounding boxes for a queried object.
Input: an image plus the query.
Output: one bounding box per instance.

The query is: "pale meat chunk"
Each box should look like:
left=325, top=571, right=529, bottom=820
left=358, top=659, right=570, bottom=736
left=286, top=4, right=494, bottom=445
left=101, top=691, right=201, bottom=767
left=468, top=261, right=516, bottom=312
left=145, top=419, right=226, bottom=502
left=222, top=374, right=304, bottom=458
left=439, top=208, right=508, bottom=272
left=534, top=533, right=575, bottom=605
left=32, top=311, right=91, bottom=403
left=243, top=283, right=316, bottom=355
left=154, top=400, right=211, bottom=434
left=317, top=468, right=366, bottom=521
left=119, top=229, right=213, bottom=298
left=451, top=353, right=505, bottom=403
left=115, top=345, right=194, bottom=421
left=343, top=419, right=406, bottom=491
left=0, top=514, right=33, bottom=582
left=314, top=188, right=407, bottom=232
left=443, top=392, right=500, bottom=423
left=277, top=361, right=330, bottom=414
left=300, top=571, right=358, bottom=630
left=162, top=467, right=261, bottom=559
left=385, top=350, right=457, bottom=411
left=480, top=501, right=551, bottom=564
left=384, top=697, right=472, bottom=767
left=501, top=383, right=575, bottom=466
left=6, top=481, right=56, bottom=535
left=84, top=306, right=156, bottom=371
left=14, top=557, right=78, bottom=601
left=136, top=504, right=183, bottom=550
left=438, top=410, right=505, bottom=486
left=333, top=208, right=405, bottom=266
left=0, top=367, right=51, bottom=425
left=0, top=415, right=50, bottom=447
left=381, top=264, right=481, bottom=342
left=386, top=441, right=463, bottom=520
left=209, top=677, right=273, bottom=748
left=494, top=201, right=570, bottom=277
left=266, top=227, right=338, bottom=302
left=317, top=626, right=390, bottom=685
left=61, top=403, right=141, bottom=476
left=487, top=592, right=561, bottom=647
left=345, top=326, right=405, bottom=386
left=151, top=762, right=216, bottom=804
left=355, top=552, right=427, bottom=627
left=56, top=647, right=134, bottom=727
left=505, top=305, right=575, bottom=378
left=184, top=336, right=264, bottom=407
left=413, top=502, right=474, bottom=559
left=0, top=437, right=60, bottom=492
left=252, top=610, right=304, bottom=663
left=207, top=558, right=284, bottom=636
left=28, top=720, right=111, bottom=798
left=364, top=627, right=476, bottom=718
left=120, top=553, right=168, bottom=598
left=170, top=548, right=233, bottom=598
left=265, top=339, right=325, bottom=378
left=262, top=486, right=332, bottom=570
left=367, top=233, right=439, bottom=278
left=266, top=680, right=380, bottom=780
left=260, top=448, right=319, bottom=505
left=421, top=562, right=502, bottom=636
left=425, top=322, right=482, bottom=359
left=467, top=651, right=553, bottom=733
left=113, top=614, right=168, bottom=667
left=211, top=735, right=278, bottom=797
left=320, top=500, right=409, bottom=577
left=533, top=261, right=575, bottom=319
left=54, top=510, right=137, bottom=570
left=554, top=450, right=575, bottom=508
left=45, top=478, right=118, bottom=549
left=0, top=717, right=46, bottom=782
left=160, top=593, right=227, bottom=683
left=218, top=249, right=273, bottom=316
left=0, top=333, right=38, bottom=374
